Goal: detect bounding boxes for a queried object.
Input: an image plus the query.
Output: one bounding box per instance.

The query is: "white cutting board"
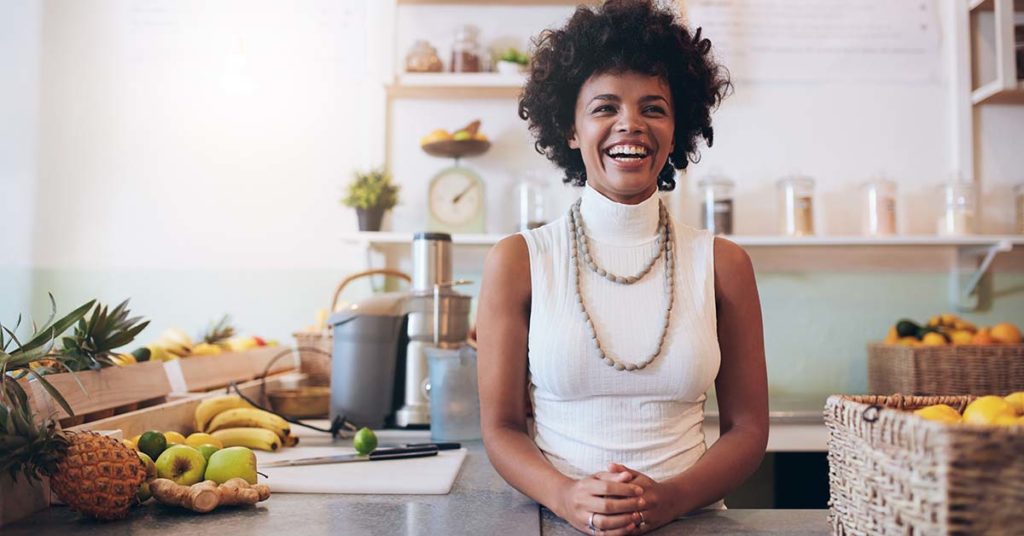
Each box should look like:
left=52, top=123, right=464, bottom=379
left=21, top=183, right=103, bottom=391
left=254, top=424, right=468, bottom=494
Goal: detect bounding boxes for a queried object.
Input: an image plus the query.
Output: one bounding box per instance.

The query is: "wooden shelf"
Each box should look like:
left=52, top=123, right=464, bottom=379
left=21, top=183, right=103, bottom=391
left=387, top=73, right=526, bottom=99
left=343, top=231, right=1024, bottom=249
left=972, top=80, right=1024, bottom=105
left=397, top=0, right=598, bottom=5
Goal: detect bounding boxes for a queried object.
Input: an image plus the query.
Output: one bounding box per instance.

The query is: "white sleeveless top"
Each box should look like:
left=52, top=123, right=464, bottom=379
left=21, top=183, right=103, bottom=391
left=520, top=184, right=721, bottom=483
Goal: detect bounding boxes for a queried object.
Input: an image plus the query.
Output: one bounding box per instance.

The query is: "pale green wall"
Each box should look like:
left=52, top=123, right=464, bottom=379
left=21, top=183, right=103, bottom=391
left=25, top=268, right=1024, bottom=396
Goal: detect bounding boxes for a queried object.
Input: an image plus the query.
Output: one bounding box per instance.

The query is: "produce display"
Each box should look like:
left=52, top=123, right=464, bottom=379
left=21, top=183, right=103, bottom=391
left=883, top=313, right=1022, bottom=346
left=131, top=315, right=277, bottom=363
left=193, top=394, right=299, bottom=450
left=914, top=392, right=1024, bottom=425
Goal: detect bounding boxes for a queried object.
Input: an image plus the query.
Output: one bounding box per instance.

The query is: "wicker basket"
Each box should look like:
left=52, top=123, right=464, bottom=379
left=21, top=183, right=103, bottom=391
left=868, top=342, right=1024, bottom=396
left=825, top=394, right=1024, bottom=535
left=292, top=269, right=411, bottom=386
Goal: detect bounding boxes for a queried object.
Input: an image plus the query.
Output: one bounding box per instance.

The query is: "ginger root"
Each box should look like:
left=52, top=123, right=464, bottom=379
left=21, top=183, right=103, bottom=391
left=150, top=478, right=270, bottom=513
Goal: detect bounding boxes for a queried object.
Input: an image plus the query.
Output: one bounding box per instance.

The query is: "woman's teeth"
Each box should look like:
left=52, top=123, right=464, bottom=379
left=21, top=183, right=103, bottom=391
left=605, top=145, right=649, bottom=160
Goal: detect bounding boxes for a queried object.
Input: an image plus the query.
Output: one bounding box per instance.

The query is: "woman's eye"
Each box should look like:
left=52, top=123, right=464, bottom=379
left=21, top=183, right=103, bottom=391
left=592, top=105, right=615, bottom=114
left=644, top=106, right=666, bottom=114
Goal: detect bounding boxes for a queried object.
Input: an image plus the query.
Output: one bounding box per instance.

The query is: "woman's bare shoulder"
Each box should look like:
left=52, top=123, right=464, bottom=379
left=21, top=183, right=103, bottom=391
left=713, top=236, right=755, bottom=294
left=482, top=234, right=532, bottom=301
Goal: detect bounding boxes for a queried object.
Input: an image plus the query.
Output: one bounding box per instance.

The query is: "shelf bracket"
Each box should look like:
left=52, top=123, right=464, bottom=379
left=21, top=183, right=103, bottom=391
left=950, top=239, right=1012, bottom=311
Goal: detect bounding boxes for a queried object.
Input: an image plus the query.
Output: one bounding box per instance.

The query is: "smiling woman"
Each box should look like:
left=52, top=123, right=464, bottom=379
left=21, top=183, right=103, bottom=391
left=476, top=1, right=768, bottom=535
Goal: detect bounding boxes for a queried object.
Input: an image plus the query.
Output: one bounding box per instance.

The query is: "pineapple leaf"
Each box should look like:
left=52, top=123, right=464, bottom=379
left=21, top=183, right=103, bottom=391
left=19, top=299, right=95, bottom=354
left=25, top=369, right=74, bottom=418
left=2, top=325, right=23, bottom=353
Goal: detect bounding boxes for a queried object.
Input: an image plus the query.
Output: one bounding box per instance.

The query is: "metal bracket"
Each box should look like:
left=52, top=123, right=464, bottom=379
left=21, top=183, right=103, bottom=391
left=950, top=239, right=1012, bottom=311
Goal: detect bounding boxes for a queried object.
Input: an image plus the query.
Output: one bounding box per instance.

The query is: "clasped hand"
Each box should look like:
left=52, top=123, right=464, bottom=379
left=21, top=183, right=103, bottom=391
left=557, top=463, right=669, bottom=535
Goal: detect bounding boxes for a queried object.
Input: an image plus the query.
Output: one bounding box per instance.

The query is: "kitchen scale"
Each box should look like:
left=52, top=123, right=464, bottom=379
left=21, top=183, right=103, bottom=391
left=421, top=138, right=490, bottom=234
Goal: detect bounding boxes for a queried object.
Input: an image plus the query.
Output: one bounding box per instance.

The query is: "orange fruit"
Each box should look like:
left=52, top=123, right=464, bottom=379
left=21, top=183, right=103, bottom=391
left=950, top=330, right=974, bottom=345
left=914, top=404, right=961, bottom=424
left=972, top=328, right=994, bottom=345
left=963, top=396, right=1016, bottom=425
left=921, top=332, right=947, bottom=346
left=990, top=323, right=1022, bottom=344
left=885, top=326, right=899, bottom=344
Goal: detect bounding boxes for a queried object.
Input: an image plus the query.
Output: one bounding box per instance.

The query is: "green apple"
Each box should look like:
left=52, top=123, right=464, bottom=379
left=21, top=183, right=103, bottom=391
left=155, top=445, right=207, bottom=486
left=204, top=446, right=258, bottom=485
left=196, top=444, right=220, bottom=462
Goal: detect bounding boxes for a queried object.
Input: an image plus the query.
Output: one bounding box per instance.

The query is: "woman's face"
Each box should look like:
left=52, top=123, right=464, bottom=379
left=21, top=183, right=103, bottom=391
left=569, top=70, right=675, bottom=205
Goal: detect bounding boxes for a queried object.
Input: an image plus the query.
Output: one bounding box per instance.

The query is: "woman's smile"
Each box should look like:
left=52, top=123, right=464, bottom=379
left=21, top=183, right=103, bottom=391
left=569, top=71, right=675, bottom=204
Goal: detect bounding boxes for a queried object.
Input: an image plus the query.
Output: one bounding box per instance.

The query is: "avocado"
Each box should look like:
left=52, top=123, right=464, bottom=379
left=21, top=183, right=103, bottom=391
left=895, top=319, right=921, bottom=338
left=131, top=347, right=151, bottom=362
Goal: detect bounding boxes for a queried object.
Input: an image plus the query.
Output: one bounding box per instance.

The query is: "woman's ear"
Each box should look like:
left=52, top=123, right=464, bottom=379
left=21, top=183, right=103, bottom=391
left=568, top=129, right=579, bottom=150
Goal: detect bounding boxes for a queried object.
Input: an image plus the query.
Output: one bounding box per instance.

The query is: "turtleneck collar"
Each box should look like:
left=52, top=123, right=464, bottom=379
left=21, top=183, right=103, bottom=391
left=578, top=183, right=660, bottom=246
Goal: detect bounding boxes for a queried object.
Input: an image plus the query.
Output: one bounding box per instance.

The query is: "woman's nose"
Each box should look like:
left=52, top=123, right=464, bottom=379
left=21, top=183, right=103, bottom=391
left=615, top=108, right=645, bottom=133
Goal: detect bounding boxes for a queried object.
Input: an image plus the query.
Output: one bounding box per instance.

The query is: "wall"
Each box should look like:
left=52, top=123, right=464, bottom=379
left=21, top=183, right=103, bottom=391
left=0, top=0, right=42, bottom=330
left=13, top=0, right=1024, bottom=396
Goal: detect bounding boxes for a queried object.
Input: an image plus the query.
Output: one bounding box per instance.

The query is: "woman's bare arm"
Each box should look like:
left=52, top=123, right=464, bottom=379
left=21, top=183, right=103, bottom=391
left=478, top=235, right=644, bottom=534
left=645, top=237, right=769, bottom=517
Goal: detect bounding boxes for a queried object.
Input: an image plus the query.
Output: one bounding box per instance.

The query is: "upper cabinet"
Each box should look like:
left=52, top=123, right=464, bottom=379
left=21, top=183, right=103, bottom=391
left=968, top=0, right=1024, bottom=104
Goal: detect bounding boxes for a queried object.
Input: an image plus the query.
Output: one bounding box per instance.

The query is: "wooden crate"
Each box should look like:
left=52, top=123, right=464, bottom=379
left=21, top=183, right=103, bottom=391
left=164, top=346, right=297, bottom=394
left=26, top=360, right=172, bottom=427
left=68, top=375, right=297, bottom=438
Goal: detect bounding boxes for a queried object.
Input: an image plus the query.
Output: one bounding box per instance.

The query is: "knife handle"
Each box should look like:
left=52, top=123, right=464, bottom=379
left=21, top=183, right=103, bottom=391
left=368, top=447, right=439, bottom=461
left=405, top=442, right=462, bottom=451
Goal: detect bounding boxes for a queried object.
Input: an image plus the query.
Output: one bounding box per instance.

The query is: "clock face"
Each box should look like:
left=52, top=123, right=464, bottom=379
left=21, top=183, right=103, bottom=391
left=428, top=167, right=483, bottom=226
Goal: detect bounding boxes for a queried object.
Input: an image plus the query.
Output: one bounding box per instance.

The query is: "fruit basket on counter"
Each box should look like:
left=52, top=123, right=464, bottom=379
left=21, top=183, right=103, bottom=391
left=869, top=315, right=1024, bottom=396
left=826, top=393, right=1024, bottom=535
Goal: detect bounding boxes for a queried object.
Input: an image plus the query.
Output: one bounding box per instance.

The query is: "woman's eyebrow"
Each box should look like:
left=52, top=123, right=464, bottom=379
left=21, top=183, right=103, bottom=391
left=639, top=95, right=669, bottom=104
left=588, top=94, right=621, bottom=105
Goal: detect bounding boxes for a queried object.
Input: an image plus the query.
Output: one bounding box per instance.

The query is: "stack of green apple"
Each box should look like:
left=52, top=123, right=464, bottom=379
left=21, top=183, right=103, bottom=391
left=132, top=429, right=261, bottom=504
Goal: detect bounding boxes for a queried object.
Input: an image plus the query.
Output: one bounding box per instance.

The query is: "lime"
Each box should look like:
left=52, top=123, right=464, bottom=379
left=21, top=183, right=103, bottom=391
left=353, top=427, right=377, bottom=455
left=137, top=430, right=168, bottom=460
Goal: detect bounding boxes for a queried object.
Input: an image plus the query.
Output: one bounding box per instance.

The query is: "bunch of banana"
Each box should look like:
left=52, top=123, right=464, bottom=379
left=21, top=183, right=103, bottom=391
left=193, top=395, right=299, bottom=451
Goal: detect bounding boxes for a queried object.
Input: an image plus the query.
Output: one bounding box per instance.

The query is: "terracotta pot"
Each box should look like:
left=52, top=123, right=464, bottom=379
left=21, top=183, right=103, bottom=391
left=356, top=207, right=386, bottom=232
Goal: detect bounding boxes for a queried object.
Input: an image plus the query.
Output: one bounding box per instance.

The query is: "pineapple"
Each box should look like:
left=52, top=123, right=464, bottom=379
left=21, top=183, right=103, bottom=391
left=200, top=315, right=236, bottom=349
left=60, top=300, right=149, bottom=371
left=1, top=296, right=146, bottom=519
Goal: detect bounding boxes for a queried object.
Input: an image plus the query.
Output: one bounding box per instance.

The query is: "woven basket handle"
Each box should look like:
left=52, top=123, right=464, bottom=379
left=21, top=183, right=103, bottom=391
left=330, top=269, right=412, bottom=312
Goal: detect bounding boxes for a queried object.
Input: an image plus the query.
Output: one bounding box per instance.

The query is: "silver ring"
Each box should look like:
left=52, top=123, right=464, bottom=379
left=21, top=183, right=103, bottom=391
left=638, top=510, right=646, bottom=527
left=588, top=512, right=597, bottom=534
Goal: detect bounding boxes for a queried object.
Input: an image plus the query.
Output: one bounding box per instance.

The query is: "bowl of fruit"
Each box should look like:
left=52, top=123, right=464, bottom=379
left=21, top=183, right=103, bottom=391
left=420, top=120, right=490, bottom=159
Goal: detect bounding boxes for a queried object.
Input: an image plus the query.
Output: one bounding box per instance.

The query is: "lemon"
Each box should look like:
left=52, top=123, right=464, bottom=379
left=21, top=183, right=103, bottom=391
left=185, top=432, right=224, bottom=449
left=353, top=427, right=378, bottom=455
left=949, top=330, right=974, bottom=345
left=921, top=332, right=947, bottom=346
left=164, top=431, right=187, bottom=445
left=1004, top=392, right=1024, bottom=415
left=914, top=404, right=961, bottom=424
left=963, top=396, right=1017, bottom=425
left=898, top=337, right=920, bottom=347
left=992, top=415, right=1020, bottom=426
left=884, top=326, right=899, bottom=344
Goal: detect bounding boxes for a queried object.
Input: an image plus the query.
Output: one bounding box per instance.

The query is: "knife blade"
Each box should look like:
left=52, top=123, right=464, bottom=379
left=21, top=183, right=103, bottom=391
left=378, top=442, right=462, bottom=451
left=262, top=446, right=439, bottom=468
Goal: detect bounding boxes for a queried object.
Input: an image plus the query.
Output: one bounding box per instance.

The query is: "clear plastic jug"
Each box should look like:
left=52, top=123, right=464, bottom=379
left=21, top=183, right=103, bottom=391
left=426, top=344, right=481, bottom=441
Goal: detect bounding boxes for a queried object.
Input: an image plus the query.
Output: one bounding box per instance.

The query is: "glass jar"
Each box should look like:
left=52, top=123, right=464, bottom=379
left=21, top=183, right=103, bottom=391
left=937, top=179, right=976, bottom=235
left=861, top=178, right=897, bottom=236
left=517, top=177, right=548, bottom=231
left=777, top=176, right=815, bottom=236
left=696, top=176, right=735, bottom=235
left=406, top=40, right=443, bottom=73
left=1015, top=183, right=1024, bottom=234
left=450, top=25, right=483, bottom=73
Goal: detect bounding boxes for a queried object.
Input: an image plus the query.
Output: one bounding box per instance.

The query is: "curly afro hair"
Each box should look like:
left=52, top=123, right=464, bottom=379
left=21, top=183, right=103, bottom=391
left=518, top=0, right=731, bottom=191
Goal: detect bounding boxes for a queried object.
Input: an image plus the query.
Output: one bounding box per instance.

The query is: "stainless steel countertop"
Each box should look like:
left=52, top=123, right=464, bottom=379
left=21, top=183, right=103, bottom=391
left=7, top=439, right=829, bottom=535
left=705, top=393, right=828, bottom=424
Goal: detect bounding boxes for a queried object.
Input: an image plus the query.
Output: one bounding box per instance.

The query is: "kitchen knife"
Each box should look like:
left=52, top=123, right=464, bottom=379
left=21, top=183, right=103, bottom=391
left=262, top=446, right=439, bottom=468
left=379, top=442, right=462, bottom=451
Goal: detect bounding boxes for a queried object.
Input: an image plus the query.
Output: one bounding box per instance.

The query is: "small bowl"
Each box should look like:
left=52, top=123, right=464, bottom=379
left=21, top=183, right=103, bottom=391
left=421, top=139, right=491, bottom=159
left=268, top=386, right=330, bottom=418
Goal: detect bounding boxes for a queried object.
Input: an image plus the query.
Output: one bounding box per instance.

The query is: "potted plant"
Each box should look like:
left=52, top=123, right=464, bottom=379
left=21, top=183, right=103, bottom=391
left=341, top=168, right=400, bottom=232
left=496, top=47, right=529, bottom=75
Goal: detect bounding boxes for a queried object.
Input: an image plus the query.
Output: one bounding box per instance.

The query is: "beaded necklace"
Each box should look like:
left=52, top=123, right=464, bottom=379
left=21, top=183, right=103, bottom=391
left=567, top=197, right=675, bottom=371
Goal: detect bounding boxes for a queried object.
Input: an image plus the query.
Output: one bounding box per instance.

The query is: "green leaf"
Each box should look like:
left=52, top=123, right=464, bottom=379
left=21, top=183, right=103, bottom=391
left=20, top=300, right=95, bottom=354
left=26, top=369, right=74, bottom=418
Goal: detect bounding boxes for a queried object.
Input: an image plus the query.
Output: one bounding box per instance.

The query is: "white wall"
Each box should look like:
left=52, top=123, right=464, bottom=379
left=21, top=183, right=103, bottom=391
left=0, top=0, right=42, bottom=327
left=28, top=0, right=386, bottom=338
